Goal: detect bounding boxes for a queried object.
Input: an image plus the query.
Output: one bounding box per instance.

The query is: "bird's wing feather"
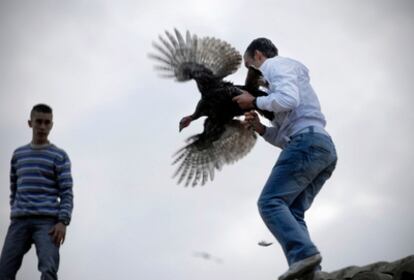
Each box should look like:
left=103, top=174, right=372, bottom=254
left=149, top=29, right=242, bottom=81
left=172, top=119, right=256, bottom=187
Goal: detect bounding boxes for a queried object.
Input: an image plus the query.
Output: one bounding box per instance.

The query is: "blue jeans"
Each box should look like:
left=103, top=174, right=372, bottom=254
left=0, top=217, right=60, bottom=280
left=258, top=131, right=337, bottom=266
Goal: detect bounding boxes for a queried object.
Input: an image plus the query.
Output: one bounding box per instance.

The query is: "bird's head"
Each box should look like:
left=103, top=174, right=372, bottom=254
left=245, top=66, right=269, bottom=89
left=179, top=116, right=193, bottom=132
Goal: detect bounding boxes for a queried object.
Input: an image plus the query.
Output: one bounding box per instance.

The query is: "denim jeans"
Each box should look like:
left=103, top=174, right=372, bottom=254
left=258, top=131, right=337, bottom=266
left=0, top=217, right=60, bottom=280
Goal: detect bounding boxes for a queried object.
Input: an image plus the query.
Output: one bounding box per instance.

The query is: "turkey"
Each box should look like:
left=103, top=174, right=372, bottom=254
left=149, top=29, right=272, bottom=187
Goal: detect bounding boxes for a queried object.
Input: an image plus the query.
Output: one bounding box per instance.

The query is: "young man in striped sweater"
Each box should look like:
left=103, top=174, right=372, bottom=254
left=0, top=104, right=73, bottom=280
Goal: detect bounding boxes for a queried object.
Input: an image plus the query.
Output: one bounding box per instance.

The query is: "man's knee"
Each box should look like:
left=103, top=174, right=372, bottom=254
left=40, top=269, right=58, bottom=280
left=291, top=207, right=305, bottom=221
left=257, top=196, right=287, bottom=218
left=37, top=246, right=59, bottom=278
left=38, top=257, right=59, bottom=280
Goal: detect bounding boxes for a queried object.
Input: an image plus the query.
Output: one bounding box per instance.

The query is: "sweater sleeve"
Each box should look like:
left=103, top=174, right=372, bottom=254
left=256, top=61, right=300, bottom=113
left=10, top=154, right=17, bottom=208
left=56, top=151, right=74, bottom=224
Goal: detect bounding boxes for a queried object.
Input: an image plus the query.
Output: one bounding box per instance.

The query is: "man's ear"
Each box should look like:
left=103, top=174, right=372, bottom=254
left=253, top=50, right=259, bottom=60
left=28, top=120, right=32, bottom=128
left=254, top=50, right=264, bottom=60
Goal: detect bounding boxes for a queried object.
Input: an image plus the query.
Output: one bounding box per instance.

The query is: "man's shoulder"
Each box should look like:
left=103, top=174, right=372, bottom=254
left=263, top=56, right=309, bottom=76
left=13, top=144, right=31, bottom=155
left=48, top=144, right=70, bottom=159
left=271, top=56, right=305, bottom=67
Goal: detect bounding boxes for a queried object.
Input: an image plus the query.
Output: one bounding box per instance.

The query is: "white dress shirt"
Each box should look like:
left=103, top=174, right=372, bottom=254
left=256, top=56, right=328, bottom=148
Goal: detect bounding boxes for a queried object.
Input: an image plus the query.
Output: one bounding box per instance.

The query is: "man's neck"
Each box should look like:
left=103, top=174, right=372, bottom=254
left=31, top=139, right=50, bottom=148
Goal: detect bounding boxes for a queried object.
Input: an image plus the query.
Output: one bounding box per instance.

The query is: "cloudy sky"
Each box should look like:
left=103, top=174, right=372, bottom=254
left=0, top=0, right=413, bottom=279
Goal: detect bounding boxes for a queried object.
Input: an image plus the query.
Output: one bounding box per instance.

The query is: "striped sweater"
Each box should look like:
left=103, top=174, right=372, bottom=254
left=10, top=143, right=73, bottom=223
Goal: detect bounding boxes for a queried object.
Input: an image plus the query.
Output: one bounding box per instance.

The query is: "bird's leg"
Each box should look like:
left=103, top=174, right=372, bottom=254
left=179, top=115, right=193, bottom=132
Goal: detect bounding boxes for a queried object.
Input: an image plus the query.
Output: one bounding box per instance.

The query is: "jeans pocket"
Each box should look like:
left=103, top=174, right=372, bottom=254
left=310, top=143, right=331, bottom=154
left=294, top=146, right=334, bottom=186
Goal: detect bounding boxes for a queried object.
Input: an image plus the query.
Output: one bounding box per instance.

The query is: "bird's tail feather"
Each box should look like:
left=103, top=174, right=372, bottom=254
left=172, top=120, right=256, bottom=187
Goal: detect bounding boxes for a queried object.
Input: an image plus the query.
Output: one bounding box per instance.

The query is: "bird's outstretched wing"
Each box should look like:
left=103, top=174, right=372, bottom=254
left=149, top=29, right=242, bottom=81
left=172, top=119, right=256, bottom=187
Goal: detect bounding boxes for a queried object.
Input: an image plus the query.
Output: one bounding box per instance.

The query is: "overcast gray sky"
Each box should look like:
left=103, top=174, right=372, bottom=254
left=0, top=0, right=413, bottom=279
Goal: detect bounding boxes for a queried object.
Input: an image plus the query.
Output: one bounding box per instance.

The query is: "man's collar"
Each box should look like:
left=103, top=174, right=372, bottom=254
left=30, top=142, right=52, bottom=149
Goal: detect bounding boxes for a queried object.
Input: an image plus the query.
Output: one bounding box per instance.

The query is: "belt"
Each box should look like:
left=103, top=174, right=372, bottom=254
left=290, top=126, right=329, bottom=139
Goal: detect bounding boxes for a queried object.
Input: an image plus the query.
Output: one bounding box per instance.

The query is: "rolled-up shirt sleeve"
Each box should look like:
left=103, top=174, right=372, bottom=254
left=256, top=61, right=300, bottom=112
left=261, top=126, right=280, bottom=147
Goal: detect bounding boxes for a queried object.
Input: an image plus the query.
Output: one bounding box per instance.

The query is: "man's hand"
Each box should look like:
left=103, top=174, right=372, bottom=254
left=49, top=222, right=66, bottom=246
left=232, top=90, right=255, bottom=110
left=244, top=111, right=266, bottom=136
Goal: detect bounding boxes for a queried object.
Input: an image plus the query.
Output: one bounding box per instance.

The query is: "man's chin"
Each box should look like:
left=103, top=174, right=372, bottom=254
left=34, top=136, right=49, bottom=144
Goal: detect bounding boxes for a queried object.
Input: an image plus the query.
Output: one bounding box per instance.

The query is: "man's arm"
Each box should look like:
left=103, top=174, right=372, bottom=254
left=255, top=62, right=300, bottom=112
left=10, top=154, right=17, bottom=207
left=49, top=151, right=73, bottom=246
left=233, top=63, right=300, bottom=112
left=244, top=111, right=266, bottom=135
left=244, top=111, right=280, bottom=147
left=56, top=151, right=73, bottom=225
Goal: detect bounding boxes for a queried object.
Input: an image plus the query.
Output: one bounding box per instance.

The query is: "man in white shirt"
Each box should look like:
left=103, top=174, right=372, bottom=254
left=233, top=38, right=337, bottom=280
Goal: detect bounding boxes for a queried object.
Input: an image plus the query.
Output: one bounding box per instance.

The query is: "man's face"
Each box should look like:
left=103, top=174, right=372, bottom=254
left=243, top=51, right=264, bottom=69
left=28, top=111, right=53, bottom=144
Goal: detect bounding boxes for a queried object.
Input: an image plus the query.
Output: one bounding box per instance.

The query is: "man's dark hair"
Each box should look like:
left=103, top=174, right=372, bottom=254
left=31, top=103, right=53, bottom=116
left=245, top=38, right=278, bottom=58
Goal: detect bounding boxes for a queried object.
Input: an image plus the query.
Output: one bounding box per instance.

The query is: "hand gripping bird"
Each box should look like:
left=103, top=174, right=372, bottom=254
left=149, top=29, right=273, bottom=187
